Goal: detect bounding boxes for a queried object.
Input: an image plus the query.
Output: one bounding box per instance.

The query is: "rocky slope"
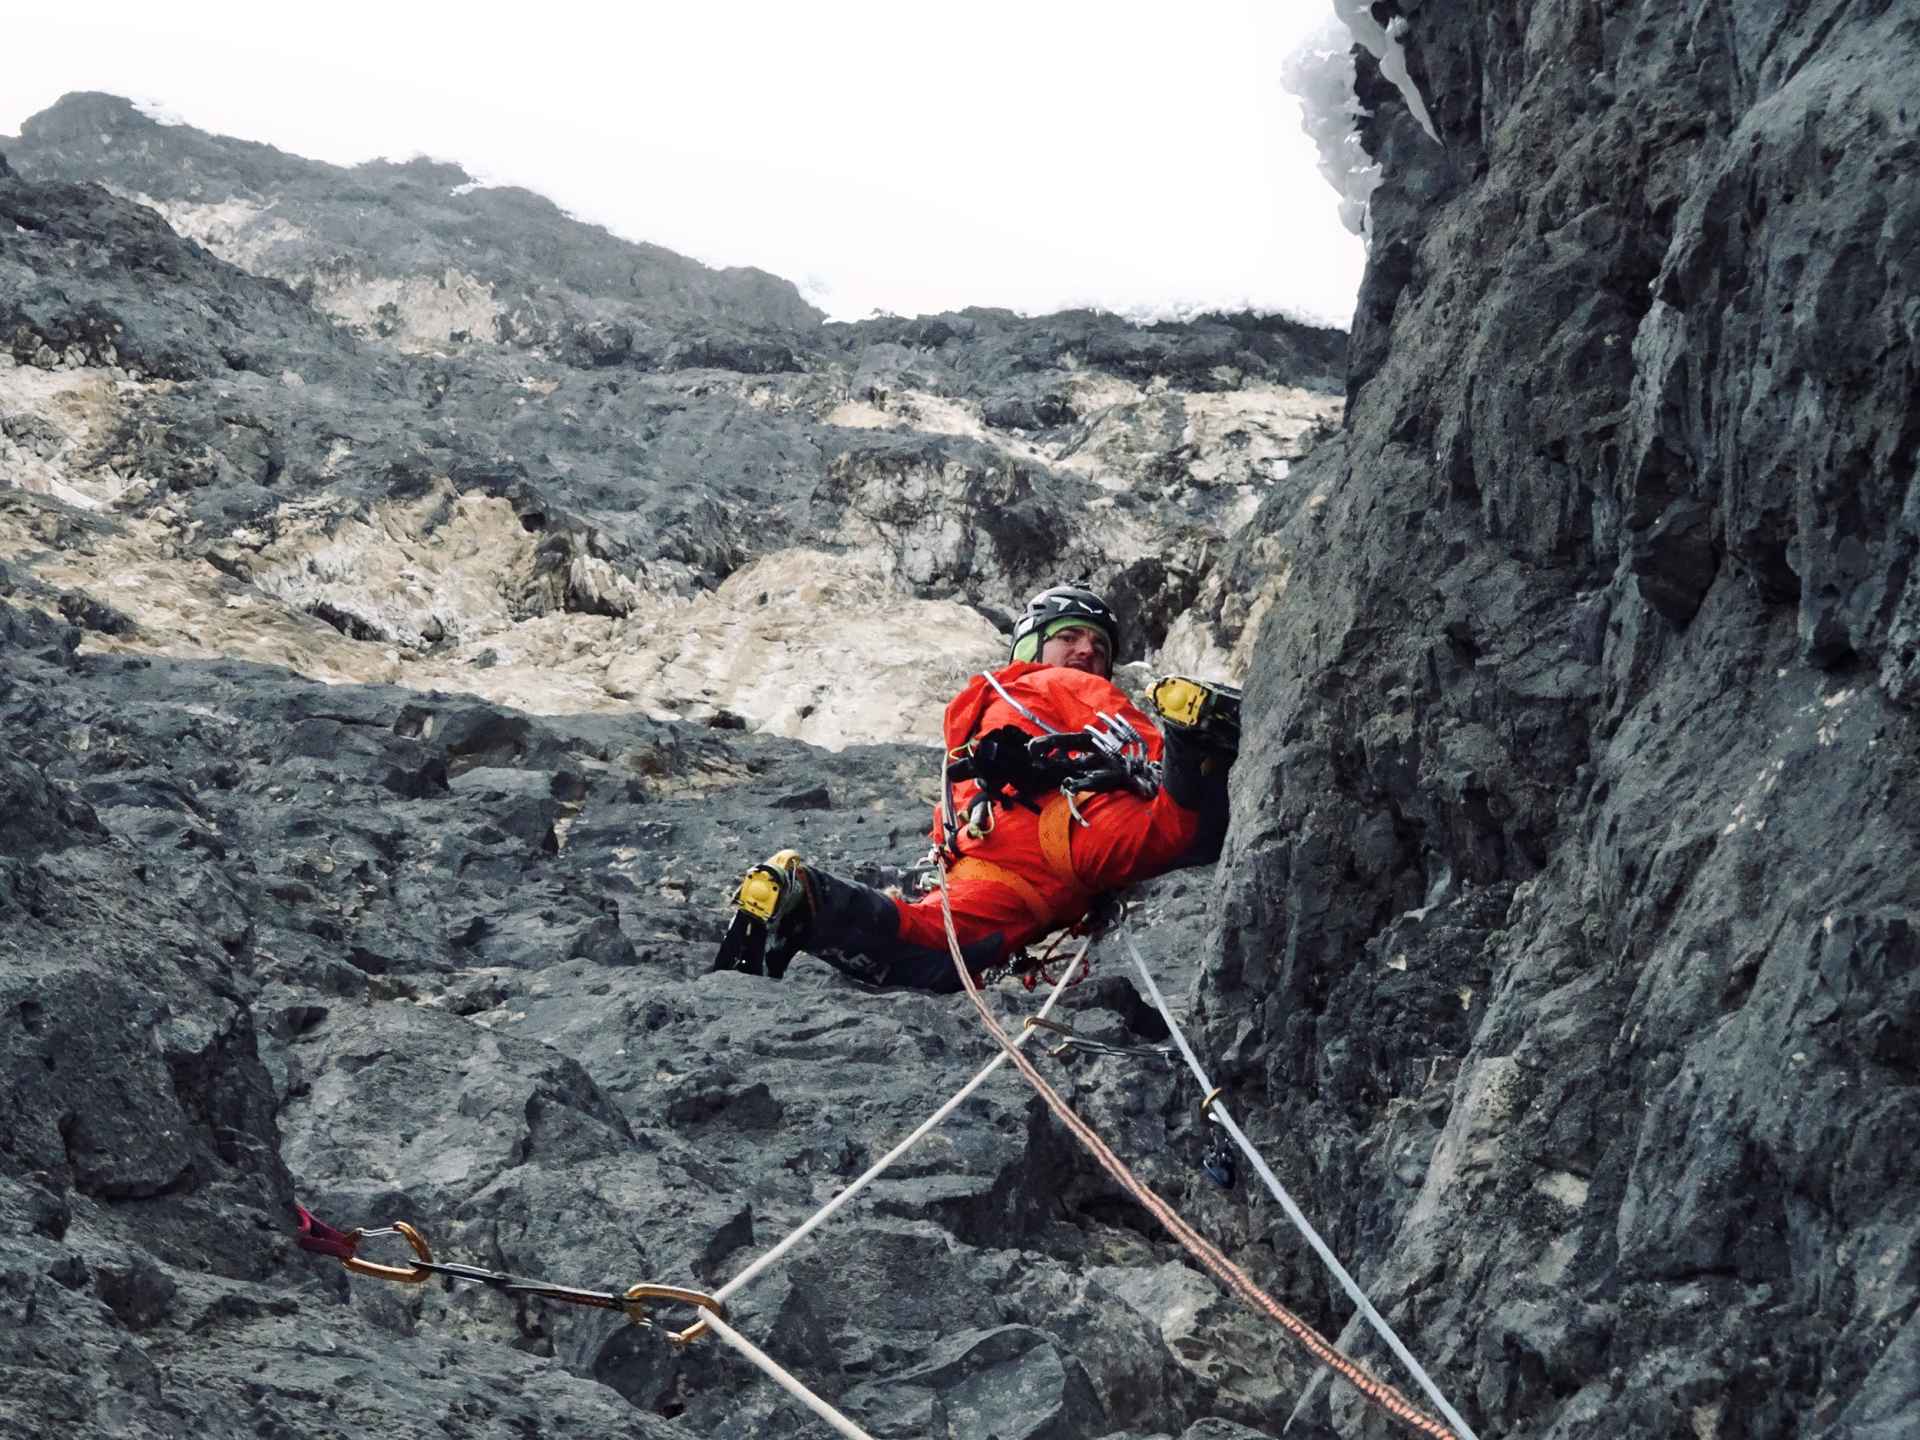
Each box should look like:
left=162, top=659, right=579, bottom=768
left=3, top=0, right=1916, bottom=1434
left=2, top=89, right=1346, bottom=1440
left=2, top=93, right=1342, bottom=747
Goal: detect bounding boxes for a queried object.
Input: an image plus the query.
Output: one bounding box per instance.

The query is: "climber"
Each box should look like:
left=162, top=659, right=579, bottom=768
left=711, top=581, right=1241, bottom=992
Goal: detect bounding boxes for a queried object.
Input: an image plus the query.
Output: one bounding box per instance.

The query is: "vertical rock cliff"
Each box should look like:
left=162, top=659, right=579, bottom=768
left=1202, top=4, right=1918, bottom=1435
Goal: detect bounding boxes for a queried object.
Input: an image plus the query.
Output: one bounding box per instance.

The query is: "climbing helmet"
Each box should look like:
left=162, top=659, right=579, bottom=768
left=1008, top=582, right=1122, bottom=667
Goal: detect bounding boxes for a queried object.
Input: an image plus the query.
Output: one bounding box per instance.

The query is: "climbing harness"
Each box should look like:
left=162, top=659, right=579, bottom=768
left=1006, top=934, right=1095, bottom=992
left=940, top=674, right=1160, bottom=858
left=293, top=1207, right=725, bottom=1334
left=974, top=889, right=1128, bottom=992
left=1122, top=931, right=1482, bottom=1440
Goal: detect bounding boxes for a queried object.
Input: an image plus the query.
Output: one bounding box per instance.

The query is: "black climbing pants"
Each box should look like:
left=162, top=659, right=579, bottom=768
left=790, top=866, right=1006, bottom=993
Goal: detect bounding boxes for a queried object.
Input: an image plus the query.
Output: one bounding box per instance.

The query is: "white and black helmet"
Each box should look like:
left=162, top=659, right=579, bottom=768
left=1008, top=582, right=1122, bottom=665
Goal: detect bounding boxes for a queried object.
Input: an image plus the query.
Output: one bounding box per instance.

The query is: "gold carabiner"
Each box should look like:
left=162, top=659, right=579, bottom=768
left=343, top=1221, right=433, bottom=1284
left=617, top=1284, right=724, bottom=1343
left=1198, top=1086, right=1227, bottom=1124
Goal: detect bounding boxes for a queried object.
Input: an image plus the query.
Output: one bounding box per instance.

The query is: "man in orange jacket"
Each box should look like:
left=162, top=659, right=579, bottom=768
left=712, top=582, right=1239, bottom=991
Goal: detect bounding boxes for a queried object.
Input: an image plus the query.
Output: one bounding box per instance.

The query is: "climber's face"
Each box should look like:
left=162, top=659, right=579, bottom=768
left=1040, top=624, right=1112, bottom=678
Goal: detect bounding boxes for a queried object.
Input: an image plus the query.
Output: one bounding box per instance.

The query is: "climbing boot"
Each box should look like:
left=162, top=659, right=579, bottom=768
left=735, top=849, right=809, bottom=928
left=713, top=850, right=812, bottom=979
left=1148, top=675, right=1242, bottom=753
left=1152, top=680, right=1239, bottom=864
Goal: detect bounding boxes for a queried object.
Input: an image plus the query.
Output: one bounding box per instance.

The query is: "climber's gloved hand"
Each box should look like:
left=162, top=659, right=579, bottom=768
left=948, top=724, right=1047, bottom=799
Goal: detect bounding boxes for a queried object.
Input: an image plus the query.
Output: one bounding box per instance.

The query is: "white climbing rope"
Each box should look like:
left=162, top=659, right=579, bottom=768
left=707, top=952, right=1084, bottom=1310
left=1124, top=931, right=1482, bottom=1440
left=699, top=1305, right=877, bottom=1440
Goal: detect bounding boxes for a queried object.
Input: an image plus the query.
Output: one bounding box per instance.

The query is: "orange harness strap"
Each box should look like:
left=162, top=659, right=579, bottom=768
left=1036, top=792, right=1084, bottom=889
left=950, top=792, right=1090, bottom=932
left=948, top=856, right=1053, bottom=929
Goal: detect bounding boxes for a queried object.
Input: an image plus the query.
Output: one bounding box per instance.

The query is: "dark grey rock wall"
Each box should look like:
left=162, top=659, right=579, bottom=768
left=1197, top=4, right=1920, bottom=1437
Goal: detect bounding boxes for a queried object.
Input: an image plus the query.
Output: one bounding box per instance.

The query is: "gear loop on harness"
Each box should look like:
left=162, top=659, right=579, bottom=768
left=940, top=668, right=1162, bottom=862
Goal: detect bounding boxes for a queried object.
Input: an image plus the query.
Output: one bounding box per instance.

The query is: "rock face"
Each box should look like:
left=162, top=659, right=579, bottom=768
left=1190, top=5, right=1920, bottom=1439
left=1, top=90, right=1344, bottom=1440
left=1, top=0, right=1914, bottom=1430
left=2, top=93, right=1342, bottom=745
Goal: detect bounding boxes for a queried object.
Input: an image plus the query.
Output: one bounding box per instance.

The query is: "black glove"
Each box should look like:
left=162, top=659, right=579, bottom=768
left=947, top=725, right=1046, bottom=800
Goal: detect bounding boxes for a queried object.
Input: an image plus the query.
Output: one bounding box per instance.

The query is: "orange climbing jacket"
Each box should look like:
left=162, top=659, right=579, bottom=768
left=898, top=662, right=1202, bottom=959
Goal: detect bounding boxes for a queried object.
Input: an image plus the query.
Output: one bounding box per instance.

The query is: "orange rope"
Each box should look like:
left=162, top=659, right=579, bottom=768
left=934, top=854, right=1458, bottom=1440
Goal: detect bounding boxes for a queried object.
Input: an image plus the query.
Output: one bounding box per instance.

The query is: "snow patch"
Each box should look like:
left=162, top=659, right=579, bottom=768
left=1282, top=4, right=1440, bottom=238
left=1100, top=297, right=1331, bottom=332
left=1340, top=2, right=1439, bottom=142
left=1282, top=21, right=1381, bottom=236
left=130, top=96, right=189, bottom=127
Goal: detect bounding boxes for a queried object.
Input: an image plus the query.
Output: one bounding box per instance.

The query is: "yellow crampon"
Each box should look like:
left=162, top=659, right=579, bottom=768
left=1147, top=675, right=1241, bottom=743
left=735, top=849, right=802, bottom=923
left=1148, top=676, right=1213, bottom=728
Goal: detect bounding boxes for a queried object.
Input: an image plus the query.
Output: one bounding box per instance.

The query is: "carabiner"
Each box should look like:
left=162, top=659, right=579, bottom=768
left=343, top=1221, right=434, bottom=1284
left=619, top=1283, right=726, bottom=1332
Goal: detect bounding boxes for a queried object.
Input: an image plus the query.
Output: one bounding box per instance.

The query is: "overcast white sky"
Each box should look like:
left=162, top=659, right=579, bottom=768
left=3, top=1, right=1362, bottom=327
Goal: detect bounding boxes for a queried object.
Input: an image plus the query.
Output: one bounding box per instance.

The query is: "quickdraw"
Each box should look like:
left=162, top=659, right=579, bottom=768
left=1023, top=1014, right=1172, bottom=1064
left=294, top=1206, right=725, bottom=1340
